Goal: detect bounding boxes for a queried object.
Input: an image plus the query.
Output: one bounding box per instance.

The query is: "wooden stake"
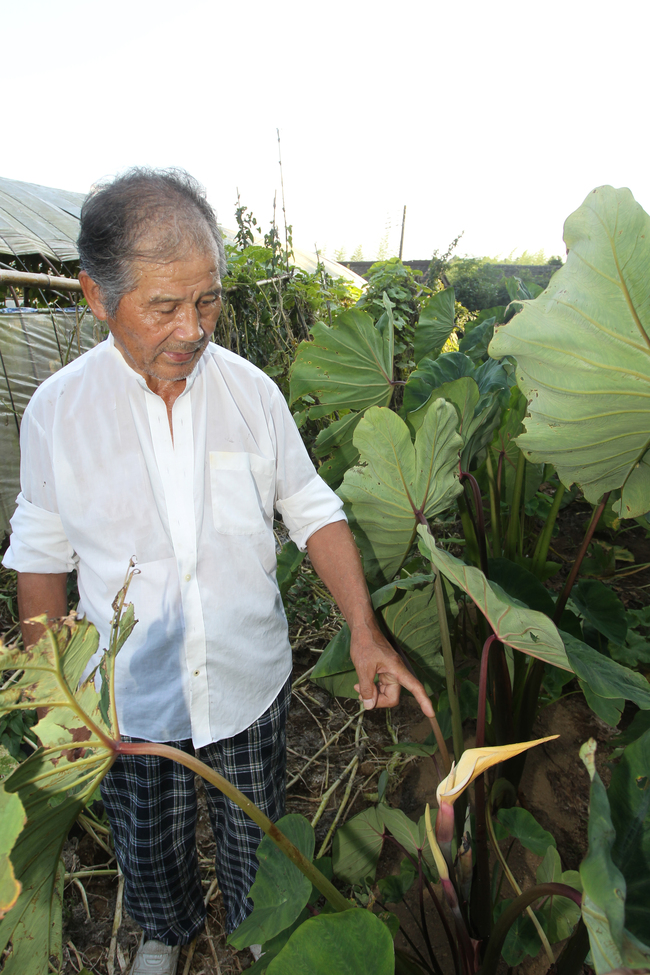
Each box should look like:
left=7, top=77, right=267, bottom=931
left=398, top=205, right=407, bottom=260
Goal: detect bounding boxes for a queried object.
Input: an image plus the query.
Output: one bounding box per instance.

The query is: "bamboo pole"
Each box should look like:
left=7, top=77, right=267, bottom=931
left=0, top=268, right=82, bottom=291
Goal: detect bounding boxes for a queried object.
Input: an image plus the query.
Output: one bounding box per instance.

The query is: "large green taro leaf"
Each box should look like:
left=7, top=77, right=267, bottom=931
left=228, top=815, right=315, bottom=949
left=417, top=528, right=572, bottom=670
left=289, top=308, right=394, bottom=413
left=313, top=411, right=364, bottom=488
left=489, top=186, right=650, bottom=518
left=265, top=909, right=394, bottom=975
left=580, top=739, right=650, bottom=972
left=489, top=386, right=544, bottom=507
left=332, top=806, right=385, bottom=885
left=535, top=847, right=582, bottom=943
left=409, top=377, right=503, bottom=471
left=413, top=287, right=456, bottom=364
left=338, top=403, right=463, bottom=584
left=403, top=352, right=509, bottom=418
left=380, top=806, right=437, bottom=876
left=561, top=631, right=650, bottom=711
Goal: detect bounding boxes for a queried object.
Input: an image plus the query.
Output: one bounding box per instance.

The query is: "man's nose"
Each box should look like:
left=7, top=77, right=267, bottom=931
left=173, top=303, right=204, bottom=342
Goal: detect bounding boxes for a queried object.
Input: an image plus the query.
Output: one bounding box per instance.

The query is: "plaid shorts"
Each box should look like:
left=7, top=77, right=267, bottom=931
left=100, top=678, right=290, bottom=944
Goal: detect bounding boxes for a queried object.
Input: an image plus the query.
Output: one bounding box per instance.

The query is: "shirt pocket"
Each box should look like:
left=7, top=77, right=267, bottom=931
left=209, top=451, right=275, bottom=535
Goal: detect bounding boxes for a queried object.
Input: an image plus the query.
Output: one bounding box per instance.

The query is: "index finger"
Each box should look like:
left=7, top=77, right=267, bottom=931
left=381, top=660, right=434, bottom=718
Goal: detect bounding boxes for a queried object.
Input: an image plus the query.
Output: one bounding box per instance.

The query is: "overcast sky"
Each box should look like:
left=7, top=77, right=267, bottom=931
left=4, top=0, right=648, bottom=262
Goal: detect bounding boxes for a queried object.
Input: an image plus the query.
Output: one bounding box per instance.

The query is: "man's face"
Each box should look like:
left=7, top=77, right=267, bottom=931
left=92, top=247, right=222, bottom=386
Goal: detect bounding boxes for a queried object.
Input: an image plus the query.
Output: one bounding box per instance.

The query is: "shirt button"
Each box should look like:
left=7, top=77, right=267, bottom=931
left=185, top=574, right=191, bottom=581
left=193, top=670, right=200, bottom=677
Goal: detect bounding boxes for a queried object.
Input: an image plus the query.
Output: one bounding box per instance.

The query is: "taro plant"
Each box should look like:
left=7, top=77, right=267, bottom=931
left=283, top=184, right=650, bottom=969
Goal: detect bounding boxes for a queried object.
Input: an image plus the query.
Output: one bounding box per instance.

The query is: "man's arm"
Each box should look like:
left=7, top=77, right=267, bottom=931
left=16, top=572, right=68, bottom=648
left=305, top=521, right=434, bottom=718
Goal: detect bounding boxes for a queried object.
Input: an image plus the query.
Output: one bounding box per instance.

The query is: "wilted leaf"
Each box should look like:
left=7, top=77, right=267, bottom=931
left=0, top=787, right=25, bottom=918
left=0, top=603, right=135, bottom=975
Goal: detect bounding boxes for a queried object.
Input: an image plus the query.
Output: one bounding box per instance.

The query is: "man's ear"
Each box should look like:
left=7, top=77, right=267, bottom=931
left=78, top=271, right=109, bottom=321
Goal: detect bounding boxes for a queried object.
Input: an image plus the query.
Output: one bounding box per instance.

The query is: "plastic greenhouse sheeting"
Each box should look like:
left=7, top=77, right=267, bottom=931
left=0, top=308, right=103, bottom=535
left=0, top=176, right=366, bottom=289
left=0, top=177, right=85, bottom=263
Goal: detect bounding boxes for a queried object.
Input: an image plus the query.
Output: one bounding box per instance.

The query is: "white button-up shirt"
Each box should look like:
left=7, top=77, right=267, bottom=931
left=3, top=337, right=345, bottom=747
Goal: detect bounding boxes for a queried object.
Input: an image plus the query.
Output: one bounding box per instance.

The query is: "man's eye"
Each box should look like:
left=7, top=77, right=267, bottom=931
left=159, top=306, right=177, bottom=315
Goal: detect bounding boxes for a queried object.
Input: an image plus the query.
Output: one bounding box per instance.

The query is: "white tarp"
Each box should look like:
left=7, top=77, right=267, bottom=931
left=0, top=177, right=84, bottom=263
left=0, top=309, right=103, bottom=535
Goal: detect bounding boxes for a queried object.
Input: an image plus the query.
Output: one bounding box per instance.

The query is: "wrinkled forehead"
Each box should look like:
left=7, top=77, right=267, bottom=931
left=129, top=248, right=222, bottom=296
left=133, top=212, right=220, bottom=269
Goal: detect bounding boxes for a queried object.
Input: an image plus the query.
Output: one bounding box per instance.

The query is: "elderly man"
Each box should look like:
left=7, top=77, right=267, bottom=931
left=3, top=169, right=432, bottom=974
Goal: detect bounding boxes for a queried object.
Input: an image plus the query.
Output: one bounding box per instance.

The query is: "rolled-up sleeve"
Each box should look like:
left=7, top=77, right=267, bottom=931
left=2, top=394, right=76, bottom=574
left=276, top=475, right=346, bottom=551
left=270, top=386, right=346, bottom=550
left=3, top=493, right=76, bottom=573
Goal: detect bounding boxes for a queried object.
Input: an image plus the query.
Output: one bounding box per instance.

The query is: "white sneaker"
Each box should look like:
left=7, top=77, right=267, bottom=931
left=130, top=939, right=181, bottom=975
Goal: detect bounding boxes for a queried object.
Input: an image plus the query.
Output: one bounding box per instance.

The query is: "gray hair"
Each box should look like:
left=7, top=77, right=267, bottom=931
left=77, top=167, right=227, bottom=317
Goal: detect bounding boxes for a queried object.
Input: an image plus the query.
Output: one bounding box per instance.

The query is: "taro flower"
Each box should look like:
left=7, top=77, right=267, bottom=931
left=426, top=736, right=559, bottom=975
left=436, top=736, right=559, bottom=806
left=435, top=736, right=559, bottom=846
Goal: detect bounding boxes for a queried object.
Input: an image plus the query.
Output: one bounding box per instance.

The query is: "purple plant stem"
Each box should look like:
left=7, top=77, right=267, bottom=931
left=552, top=492, right=610, bottom=624
left=384, top=835, right=461, bottom=975
left=481, top=883, right=582, bottom=975
left=472, top=634, right=498, bottom=941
